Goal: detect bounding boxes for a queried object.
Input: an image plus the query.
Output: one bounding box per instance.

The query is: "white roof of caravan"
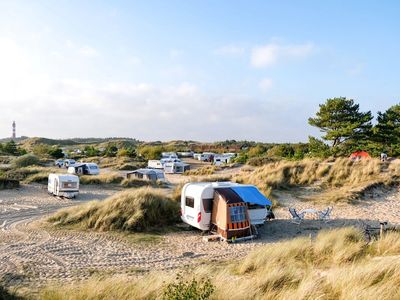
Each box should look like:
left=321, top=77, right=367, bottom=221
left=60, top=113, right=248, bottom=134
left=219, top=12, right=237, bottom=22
left=185, top=181, right=239, bottom=189
left=49, top=173, right=79, bottom=181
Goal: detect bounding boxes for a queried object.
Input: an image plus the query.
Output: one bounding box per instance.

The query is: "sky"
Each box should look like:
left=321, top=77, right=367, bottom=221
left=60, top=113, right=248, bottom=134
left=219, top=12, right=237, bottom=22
left=0, top=0, right=399, bottom=142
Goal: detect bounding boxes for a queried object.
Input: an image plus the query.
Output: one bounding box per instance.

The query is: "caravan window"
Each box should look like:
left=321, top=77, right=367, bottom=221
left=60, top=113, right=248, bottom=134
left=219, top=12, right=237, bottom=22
left=185, top=197, right=195, bottom=208
left=230, top=206, right=246, bottom=223
left=202, top=198, right=213, bottom=213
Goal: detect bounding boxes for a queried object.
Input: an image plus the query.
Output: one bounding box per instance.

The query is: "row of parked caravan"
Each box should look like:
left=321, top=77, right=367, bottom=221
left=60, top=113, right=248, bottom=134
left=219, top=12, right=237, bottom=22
left=49, top=160, right=101, bottom=199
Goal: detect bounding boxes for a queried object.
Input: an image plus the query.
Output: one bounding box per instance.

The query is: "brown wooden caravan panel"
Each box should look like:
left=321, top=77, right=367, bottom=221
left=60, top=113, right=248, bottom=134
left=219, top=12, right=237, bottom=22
left=211, top=188, right=251, bottom=240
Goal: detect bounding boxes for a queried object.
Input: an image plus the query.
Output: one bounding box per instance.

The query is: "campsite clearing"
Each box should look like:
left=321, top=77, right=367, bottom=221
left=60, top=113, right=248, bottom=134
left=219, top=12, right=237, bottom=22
left=1, top=183, right=400, bottom=291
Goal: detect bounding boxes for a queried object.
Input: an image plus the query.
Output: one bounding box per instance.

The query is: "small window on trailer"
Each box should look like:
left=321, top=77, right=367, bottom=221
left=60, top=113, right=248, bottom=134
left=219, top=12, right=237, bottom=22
left=202, top=198, right=213, bottom=213
left=185, top=197, right=195, bottom=208
left=229, top=205, right=246, bottom=223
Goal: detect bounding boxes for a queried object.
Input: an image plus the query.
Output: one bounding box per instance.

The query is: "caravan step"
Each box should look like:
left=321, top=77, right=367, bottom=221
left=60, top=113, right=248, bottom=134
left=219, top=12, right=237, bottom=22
left=202, top=234, right=221, bottom=242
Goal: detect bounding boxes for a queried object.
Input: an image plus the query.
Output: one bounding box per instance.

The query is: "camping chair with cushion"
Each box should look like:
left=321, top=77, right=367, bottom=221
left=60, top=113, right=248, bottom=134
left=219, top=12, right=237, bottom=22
left=289, top=207, right=305, bottom=225
left=318, top=207, right=333, bottom=222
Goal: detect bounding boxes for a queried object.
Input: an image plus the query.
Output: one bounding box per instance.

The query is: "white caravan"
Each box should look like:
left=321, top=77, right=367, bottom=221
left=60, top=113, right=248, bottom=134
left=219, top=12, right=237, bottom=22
left=48, top=174, right=79, bottom=198
left=213, top=154, right=235, bottom=166
left=161, top=152, right=178, bottom=159
left=148, top=160, right=164, bottom=169
left=180, top=182, right=272, bottom=231
left=164, top=161, right=190, bottom=174
left=67, top=163, right=100, bottom=175
left=126, top=168, right=166, bottom=182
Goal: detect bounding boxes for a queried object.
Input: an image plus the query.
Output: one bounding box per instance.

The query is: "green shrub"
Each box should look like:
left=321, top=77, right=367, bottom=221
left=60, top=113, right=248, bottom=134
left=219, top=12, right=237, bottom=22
left=163, top=274, right=214, bottom=300
left=12, top=154, right=40, bottom=168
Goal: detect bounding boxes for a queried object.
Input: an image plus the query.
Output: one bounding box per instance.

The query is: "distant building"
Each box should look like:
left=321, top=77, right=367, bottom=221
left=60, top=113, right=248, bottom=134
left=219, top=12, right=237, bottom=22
left=12, top=121, right=16, bottom=139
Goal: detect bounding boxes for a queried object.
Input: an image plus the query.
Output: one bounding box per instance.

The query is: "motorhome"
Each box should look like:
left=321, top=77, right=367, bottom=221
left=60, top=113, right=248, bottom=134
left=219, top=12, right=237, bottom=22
left=126, top=168, right=166, bottom=181
left=67, top=163, right=100, bottom=175
left=48, top=174, right=79, bottom=198
left=180, top=182, right=272, bottom=231
left=164, top=161, right=190, bottom=174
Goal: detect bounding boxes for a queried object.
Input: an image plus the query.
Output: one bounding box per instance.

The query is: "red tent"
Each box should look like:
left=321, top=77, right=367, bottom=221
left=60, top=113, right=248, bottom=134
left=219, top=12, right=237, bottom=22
left=349, top=151, right=370, bottom=160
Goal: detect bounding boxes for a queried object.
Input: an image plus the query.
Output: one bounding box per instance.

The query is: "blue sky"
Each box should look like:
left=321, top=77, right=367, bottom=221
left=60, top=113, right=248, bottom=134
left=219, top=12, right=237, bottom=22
left=0, top=0, right=399, bottom=142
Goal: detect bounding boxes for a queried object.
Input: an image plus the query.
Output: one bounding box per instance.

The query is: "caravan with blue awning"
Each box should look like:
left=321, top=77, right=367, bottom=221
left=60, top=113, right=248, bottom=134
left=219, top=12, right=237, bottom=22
left=180, top=182, right=272, bottom=234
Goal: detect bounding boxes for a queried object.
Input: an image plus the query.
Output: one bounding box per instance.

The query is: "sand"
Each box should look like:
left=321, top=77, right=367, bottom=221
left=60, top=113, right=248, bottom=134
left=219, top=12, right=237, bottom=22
left=0, top=181, right=399, bottom=290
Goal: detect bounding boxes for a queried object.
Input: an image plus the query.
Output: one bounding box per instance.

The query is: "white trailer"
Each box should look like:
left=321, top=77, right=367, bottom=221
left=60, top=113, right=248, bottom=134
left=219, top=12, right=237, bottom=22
left=180, top=182, right=272, bottom=231
left=164, top=161, right=190, bottom=174
left=161, top=152, right=178, bottom=159
left=147, top=160, right=164, bottom=169
left=48, top=174, right=79, bottom=198
left=67, top=163, right=100, bottom=175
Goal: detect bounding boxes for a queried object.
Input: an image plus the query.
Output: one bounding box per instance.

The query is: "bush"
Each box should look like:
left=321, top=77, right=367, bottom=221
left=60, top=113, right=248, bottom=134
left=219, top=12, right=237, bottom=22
left=79, top=173, right=124, bottom=185
left=48, top=188, right=180, bottom=232
left=0, top=177, right=19, bottom=189
left=12, top=154, right=40, bottom=168
left=121, top=178, right=166, bottom=188
left=162, top=274, right=214, bottom=300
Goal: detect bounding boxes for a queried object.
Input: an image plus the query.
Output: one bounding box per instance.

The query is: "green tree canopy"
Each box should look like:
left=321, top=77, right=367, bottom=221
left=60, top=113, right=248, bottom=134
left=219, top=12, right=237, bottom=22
left=374, top=103, right=400, bottom=155
left=308, top=97, right=373, bottom=147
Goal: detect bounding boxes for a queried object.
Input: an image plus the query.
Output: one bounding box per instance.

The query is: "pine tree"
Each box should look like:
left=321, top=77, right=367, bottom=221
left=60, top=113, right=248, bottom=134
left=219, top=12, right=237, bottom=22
left=308, top=97, right=373, bottom=147
left=374, top=104, right=400, bottom=155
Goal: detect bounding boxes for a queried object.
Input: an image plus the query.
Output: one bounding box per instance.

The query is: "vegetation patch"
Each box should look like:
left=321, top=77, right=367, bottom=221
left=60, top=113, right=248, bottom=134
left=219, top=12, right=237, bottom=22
left=11, top=154, right=40, bottom=168
left=121, top=178, right=166, bottom=188
left=236, top=158, right=400, bottom=203
left=40, top=228, right=400, bottom=300
left=47, top=188, right=180, bottom=232
left=183, top=165, right=219, bottom=176
left=0, top=177, right=19, bottom=189
left=79, top=173, right=125, bottom=185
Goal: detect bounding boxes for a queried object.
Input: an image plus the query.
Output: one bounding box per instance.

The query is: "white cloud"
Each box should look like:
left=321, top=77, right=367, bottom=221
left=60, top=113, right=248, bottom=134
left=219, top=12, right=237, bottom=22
left=251, top=42, right=314, bottom=68
left=0, top=76, right=308, bottom=141
left=214, top=45, right=245, bottom=56
left=258, top=78, right=273, bottom=92
left=78, top=46, right=99, bottom=57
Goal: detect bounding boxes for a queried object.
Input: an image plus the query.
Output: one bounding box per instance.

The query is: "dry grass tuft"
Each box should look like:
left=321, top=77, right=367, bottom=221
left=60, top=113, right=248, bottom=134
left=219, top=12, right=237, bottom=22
left=235, top=158, right=400, bottom=203
left=48, top=188, right=180, bottom=232
left=183, top=165, right=219, bottom=176
left=79, top=173, right=125, bottom=185
left=40, top=228, right=400, bottom=300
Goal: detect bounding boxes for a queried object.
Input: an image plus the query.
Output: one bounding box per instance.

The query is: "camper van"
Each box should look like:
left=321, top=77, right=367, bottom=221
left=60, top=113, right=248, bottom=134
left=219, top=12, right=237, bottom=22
left=180, top=182, right=272, bottom=231
left=67, top=163, right=100, bottom=175
left=164, top=161, right=190, bottom=174
left=48, top=174, right=79, bottom=198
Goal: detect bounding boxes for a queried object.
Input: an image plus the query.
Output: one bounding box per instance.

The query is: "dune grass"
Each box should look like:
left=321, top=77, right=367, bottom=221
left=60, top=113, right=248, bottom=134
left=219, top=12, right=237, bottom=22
left=47, top=188, right=180, bottom=232
left=121, top=178, right=167, bottom=188
left=79, top=172, right=125, bottom=185
left=183, top=165, right=219, bottom=176
left=235, top=158, right=400, bottom=203
left=40, top=227, right=400, bottom=300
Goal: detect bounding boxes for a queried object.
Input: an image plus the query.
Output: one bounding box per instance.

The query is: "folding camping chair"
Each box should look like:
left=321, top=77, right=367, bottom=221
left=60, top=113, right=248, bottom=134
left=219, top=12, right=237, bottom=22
left=289, top=207, right=305, bottom=224
left=318, top=207, right=333, bottom=223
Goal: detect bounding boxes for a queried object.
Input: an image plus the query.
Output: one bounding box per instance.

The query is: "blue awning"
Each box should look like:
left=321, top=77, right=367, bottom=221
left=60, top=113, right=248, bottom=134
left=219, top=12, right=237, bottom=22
left=230, top=186, right=272, bottom=206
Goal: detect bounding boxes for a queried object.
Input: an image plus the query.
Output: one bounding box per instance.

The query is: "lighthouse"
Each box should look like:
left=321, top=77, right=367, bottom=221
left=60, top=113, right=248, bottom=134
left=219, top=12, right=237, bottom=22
left=12, top=121, right=16, bottom=139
